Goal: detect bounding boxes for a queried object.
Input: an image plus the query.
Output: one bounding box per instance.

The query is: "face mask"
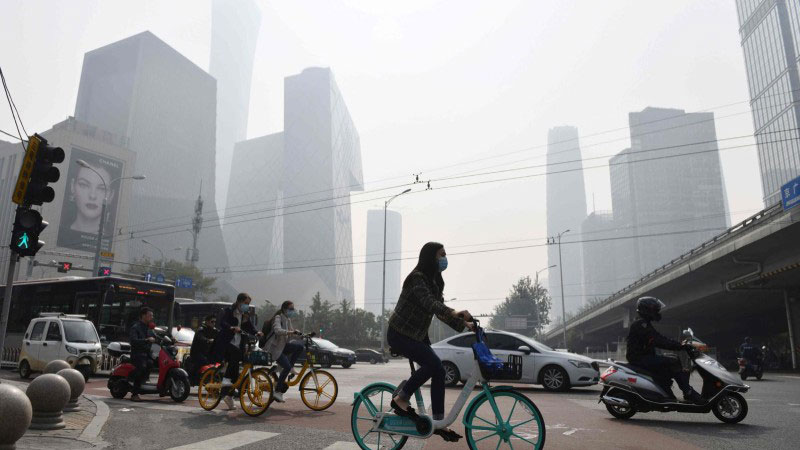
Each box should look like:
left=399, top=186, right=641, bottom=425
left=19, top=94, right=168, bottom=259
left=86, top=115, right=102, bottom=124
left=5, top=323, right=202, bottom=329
left=239, top=303, right=249, bottom=314
left=287, top=309, right=297, bottom=318
left=438, top=256, right=448, bottom=272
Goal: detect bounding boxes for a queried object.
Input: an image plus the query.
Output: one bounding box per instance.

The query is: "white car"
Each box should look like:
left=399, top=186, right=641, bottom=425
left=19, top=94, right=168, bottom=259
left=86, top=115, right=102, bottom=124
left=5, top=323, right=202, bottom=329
left=432, top=329, right=599, bottom=391
left=18, top=313, right=103, bottom=381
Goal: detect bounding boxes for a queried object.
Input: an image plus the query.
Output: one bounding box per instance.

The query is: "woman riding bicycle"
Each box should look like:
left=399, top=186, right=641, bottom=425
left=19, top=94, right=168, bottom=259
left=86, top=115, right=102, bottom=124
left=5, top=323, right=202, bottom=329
left=261, top=300, right=304, bottom=403
left=388, top=242, right=475, bottom=438
left=212, top=293, right=262, bottom=410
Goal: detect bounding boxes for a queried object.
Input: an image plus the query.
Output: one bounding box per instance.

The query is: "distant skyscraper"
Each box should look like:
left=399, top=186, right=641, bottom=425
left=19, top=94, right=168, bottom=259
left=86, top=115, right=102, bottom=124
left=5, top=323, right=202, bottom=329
left=210, top=0, right=261, bottom=213
left=364, top=210, right=402, bottom=317
left=610, top=107, right=729, bottom=277
left=546, top=126, right=587, bottom=317
left=579, top=211, right=619, bottom=303
left=74, top=31, right=230, bottom=274
left=736, top=0, right=800, bottom=205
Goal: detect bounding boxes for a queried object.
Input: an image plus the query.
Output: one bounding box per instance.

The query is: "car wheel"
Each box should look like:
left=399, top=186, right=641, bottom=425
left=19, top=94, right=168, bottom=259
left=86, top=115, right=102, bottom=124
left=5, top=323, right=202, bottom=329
left=77, top=364, right=92, bottom=383
left=322, top=355, right=332, bottom=368
left=370, top=358, right=377, bottom=364
left=19, top=360, right=31, bottom=379
left=442, top=361, right=460, bottom=387
left=540, top=365, right=570, bottom=392
left=342, top=362, right=352, bottom=368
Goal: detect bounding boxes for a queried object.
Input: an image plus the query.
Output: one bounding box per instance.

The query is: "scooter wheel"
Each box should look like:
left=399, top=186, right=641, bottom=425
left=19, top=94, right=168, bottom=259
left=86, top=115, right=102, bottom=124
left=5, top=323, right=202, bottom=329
left=712, top=392, right=748, bottom=424
left=740, top=373, right=747, bottom=381
left=109, top=377, right=128, bottom=399
left=170, top=376, right=191, bottom=403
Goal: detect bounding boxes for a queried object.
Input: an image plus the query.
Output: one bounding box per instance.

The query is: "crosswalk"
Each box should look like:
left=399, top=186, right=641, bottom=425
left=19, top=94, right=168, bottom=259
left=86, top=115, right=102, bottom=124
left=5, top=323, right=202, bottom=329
left=164, top=431, right=360, bottom=450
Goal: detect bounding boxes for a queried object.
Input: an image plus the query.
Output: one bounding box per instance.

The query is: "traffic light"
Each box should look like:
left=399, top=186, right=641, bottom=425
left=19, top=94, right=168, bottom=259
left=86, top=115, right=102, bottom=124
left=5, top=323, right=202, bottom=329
left=23, top=135, right=64, bottom=206
left=57, top=262, right=72, bottom=273
left=99, top=267, right=112, bottom=276
left=9, top=207, right=47, bottom=257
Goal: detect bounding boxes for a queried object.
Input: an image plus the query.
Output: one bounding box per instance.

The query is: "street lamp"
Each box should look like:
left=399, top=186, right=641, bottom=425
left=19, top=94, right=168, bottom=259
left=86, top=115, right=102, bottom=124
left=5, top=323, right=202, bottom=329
left=141, top=239, right=165, bottom=274
left=380, top=188, right=411, bottom=357
left=533, top=265, right=556, bottom=337
left=547, top=229, right=570, bottom=349
left=76, top=159, right=145, bottom=276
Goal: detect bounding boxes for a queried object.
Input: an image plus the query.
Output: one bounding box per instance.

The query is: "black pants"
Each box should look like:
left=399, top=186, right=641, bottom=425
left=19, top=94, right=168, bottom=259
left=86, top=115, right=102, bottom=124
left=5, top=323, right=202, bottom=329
left=635, top=355, right=691, bottom=394
left=387, top=327, right=446, bottom=417
left=224, top=344, right=242, bottom=380
left=276, top=341, right=304, bottom=391
left=129, top=353, right=151, bottom=395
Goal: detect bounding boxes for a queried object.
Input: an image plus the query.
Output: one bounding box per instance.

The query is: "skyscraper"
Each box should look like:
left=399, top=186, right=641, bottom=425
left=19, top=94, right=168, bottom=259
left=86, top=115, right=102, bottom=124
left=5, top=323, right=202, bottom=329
left=546, top=126, right=587, bottom=317
left=579, top=211, right=619, bottom=303
left=74, top=31, right=230, bottom=274
left=364, top=209, right=402, bottom=317
left=736, top=0, right=800, bottom=205
left=210, top=0, right=261, bottom=212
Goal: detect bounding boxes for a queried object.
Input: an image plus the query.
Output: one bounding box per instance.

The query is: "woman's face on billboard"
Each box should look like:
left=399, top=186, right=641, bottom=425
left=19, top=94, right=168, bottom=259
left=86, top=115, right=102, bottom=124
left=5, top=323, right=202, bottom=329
left=70, top=165, right=112, bottom=225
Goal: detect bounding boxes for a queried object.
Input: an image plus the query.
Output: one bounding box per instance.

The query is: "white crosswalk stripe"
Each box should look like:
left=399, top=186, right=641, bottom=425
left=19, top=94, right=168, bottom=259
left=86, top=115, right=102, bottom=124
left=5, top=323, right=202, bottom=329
left=322, top=442, right=361, bottom=450
left=165, top=431, right=279, bottom=450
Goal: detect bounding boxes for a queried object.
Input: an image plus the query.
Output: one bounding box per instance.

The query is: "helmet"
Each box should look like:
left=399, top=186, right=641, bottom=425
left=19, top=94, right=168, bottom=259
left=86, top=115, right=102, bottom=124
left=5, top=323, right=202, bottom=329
left=744, top=336, right=752, bottom=344
left=636, top=296, right=665, bottom=322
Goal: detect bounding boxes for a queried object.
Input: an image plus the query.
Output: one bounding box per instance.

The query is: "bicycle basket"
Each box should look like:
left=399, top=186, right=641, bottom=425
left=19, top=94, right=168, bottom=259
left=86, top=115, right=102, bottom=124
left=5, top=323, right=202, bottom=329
left=245, top=350, right=272, bottom=366
left=472, top=328, right=523, bottom=381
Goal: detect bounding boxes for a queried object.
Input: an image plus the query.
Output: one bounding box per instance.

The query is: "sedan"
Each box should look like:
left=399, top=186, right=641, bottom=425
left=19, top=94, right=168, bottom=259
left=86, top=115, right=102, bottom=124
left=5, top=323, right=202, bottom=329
left=432, top=329, right=599, bottom=391
left=295, top=337, right=357, bottom=368
left=355, top=348, right=389, bottom=364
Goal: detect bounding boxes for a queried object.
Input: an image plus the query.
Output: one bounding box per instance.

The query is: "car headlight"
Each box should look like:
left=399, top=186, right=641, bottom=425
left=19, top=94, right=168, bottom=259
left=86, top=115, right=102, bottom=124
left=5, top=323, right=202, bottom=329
left=568, top=359, right=592, bottom=369
left=66, top=345, right=79, bottom=355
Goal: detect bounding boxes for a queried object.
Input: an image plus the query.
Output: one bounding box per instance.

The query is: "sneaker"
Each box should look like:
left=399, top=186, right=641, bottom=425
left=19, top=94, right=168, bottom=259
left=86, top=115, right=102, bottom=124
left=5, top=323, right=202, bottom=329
left=683, top=389, right=704, bottom=404
left=273, top=391, right=285, bottom=403
left=222, top=395, right=236, bottom=410
left=287, top=370, right=299, bottom=380
left=221, top=378, right=233, bottom=387
left=130, top=394, right=142, bottom=402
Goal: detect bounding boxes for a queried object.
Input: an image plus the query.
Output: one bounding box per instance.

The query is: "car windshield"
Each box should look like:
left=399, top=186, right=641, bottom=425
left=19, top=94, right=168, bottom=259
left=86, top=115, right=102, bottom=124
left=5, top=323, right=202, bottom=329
left=313, top=338, right=338, bottom=350
left=63, top=321, right=99, bottom=343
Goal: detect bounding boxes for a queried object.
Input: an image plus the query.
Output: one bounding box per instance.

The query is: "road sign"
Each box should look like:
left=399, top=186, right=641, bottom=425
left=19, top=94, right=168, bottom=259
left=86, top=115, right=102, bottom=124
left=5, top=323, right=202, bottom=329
left=100, top=251, right=114, bottom=258
left=175, top=276, right=193, bottom=289
left=505, top=316, right=528, bottom=330
left=155, top=273, right=165, bottom=283
left=781, top=175, right=800, bottom=211
left=99, top=267, right=112, bottom=276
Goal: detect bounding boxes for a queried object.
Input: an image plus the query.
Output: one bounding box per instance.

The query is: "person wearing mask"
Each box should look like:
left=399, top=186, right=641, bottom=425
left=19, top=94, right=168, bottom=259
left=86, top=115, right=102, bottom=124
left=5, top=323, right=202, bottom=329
left=187, top=315, right=217, bottom=375
left=626, top=297, right=703, bottom=403
left=389, top=242, right=474, bottom=441
left=129, top=307, right=156, bottom=402
left=212, top=293, right=262, bottom=410
left=261, top=301, right=304, bottom=403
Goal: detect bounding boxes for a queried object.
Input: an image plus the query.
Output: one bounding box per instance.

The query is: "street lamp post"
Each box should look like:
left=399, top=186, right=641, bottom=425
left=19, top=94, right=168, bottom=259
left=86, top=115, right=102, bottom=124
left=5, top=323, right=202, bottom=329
left=77, top=159, right=145, bottom=277
left=141, top=239, right=165, bottom=274
left=548, top=230, right=570, bottom=350
left=534, top=265, right=556, bottom=336
left=380, top=188, right=411, bottom=357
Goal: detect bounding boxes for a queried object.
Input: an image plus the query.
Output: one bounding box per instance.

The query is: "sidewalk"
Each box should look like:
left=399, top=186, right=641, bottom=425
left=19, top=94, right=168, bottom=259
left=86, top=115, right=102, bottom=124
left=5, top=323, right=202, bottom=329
left=0, top=377, right=109, bottom=449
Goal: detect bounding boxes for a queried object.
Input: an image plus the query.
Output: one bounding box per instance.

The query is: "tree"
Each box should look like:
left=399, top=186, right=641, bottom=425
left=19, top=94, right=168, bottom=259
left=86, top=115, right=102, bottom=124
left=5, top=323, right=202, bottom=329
left=255, top=300, right=278, bottom=329
left=489, top=276, right=551, bottom=337
left=309, top=292, right=334, bottom=336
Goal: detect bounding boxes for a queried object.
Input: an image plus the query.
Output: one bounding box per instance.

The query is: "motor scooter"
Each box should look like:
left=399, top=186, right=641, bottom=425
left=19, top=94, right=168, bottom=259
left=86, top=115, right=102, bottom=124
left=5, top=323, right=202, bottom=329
left=737, top=357, right=763, bottom=381
left=107, top=331, right=190, bottom=402
left=182, top=353, right=220, bottom=387
left=599, top=328, right=749, bottom=424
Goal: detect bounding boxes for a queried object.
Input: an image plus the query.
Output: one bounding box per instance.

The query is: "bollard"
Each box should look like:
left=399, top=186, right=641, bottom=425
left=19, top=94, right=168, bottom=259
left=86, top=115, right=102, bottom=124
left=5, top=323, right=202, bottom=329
left=25, top=374, right=71, bottom=430
left=43, top=359, right=71, bottom=374
left=57, top=368, right=86, bottom=413
left=0, top=384, right=33, bottom=450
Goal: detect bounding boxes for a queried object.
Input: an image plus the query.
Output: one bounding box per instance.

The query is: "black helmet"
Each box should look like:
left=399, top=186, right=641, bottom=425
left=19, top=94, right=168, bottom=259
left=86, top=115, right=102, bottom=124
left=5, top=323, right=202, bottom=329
left=744, top=336, right=752, bottom=344
left=636, top=296, right=665, bottom=322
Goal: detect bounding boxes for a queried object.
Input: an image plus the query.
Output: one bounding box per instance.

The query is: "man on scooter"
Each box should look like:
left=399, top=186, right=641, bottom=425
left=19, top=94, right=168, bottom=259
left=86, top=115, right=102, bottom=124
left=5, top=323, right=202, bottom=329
left=626, top=297, right=703, bottom=404
left=739, top=337, right=761, bottom=363
left=129, top=307, right=156, bottom=402
left=187, top=315, right=217, bottom=380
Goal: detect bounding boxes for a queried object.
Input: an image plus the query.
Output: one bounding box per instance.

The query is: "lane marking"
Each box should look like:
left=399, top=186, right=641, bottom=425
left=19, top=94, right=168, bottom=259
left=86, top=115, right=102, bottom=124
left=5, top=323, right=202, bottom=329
left=323, top=442, right=361, bottom=450
left=777, top=375, right=800, bottom=379
left=166, top=431, right=278, bottom=450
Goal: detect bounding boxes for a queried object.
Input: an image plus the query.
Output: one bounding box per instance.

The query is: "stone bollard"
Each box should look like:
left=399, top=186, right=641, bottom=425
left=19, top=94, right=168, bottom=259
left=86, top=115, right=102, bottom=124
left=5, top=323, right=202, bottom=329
left=57, top=368, right=86, bottom=413
left=25, top=374, right=71, bottom=430
left=43, top=359, right=71, bottom=374
left=0, top=384, right=33, bottom=450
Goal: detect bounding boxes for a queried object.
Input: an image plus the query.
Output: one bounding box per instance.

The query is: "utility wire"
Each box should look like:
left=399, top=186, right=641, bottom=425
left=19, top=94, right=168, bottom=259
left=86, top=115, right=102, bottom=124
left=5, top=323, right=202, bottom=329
left=0, top=66, right=28, bottom=152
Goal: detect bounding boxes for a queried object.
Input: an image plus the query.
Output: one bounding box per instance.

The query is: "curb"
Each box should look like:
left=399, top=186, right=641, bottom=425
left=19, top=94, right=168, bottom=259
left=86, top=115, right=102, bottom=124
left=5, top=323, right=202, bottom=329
left=80, top=395, right=110, bottom=443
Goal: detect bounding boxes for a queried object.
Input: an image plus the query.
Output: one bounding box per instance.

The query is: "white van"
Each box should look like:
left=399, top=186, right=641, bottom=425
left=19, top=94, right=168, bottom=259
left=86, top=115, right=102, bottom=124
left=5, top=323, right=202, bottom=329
left=18, top=313, right=102, bottom=381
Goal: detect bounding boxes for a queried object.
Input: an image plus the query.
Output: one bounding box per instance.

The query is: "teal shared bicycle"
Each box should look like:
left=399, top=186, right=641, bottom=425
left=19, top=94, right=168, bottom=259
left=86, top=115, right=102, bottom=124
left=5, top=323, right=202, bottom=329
left=351, top=321, right=546, bottom=449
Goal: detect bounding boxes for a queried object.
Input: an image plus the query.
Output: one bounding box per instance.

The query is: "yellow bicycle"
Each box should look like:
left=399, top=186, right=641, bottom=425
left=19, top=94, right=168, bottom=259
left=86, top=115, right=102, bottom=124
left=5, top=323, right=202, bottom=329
left=268, top=332, right=338, bottom=411
left=198, top=333, right=274, bottom=416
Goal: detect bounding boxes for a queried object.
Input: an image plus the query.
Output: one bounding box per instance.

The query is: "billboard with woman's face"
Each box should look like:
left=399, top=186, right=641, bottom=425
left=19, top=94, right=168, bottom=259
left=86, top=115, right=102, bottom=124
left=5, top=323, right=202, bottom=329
left=57, top=147, right=125, bottom=252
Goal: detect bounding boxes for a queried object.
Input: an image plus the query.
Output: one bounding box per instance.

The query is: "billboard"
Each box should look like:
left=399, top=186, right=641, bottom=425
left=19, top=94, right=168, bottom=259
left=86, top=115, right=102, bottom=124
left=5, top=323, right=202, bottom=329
left=57, top=147, right=125, bottom=252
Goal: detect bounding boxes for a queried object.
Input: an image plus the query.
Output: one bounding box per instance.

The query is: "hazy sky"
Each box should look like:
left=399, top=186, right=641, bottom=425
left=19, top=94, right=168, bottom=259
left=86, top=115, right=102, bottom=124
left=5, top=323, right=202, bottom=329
left=1, top=1, right=763, bottom=316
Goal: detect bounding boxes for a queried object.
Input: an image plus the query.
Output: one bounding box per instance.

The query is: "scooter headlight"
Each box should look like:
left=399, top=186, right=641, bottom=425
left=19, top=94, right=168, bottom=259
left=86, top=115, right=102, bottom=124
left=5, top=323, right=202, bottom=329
left=66, top=345, right=79, bottom=355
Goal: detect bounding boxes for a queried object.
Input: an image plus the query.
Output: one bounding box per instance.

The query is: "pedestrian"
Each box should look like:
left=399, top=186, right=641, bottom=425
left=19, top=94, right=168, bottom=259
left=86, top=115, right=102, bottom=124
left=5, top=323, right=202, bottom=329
left=261, top=301, right=303, bottom=403
left=187, top=315, right=217, bottom=378
left=129, top=307, right=156, bottom=402
left=211, top=293, right=262, bottom=410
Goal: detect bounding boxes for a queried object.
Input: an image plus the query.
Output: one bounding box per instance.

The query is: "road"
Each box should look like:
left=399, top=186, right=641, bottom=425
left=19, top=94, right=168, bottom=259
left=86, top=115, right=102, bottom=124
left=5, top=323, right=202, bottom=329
left=6, top=361, right=800, bottom=449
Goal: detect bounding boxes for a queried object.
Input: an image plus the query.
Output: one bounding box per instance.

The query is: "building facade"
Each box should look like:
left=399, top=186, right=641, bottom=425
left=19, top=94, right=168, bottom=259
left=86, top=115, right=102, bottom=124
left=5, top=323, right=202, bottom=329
left=546, top=126, right=587, bottom=317
left=736, top=0, right=800, bottom=205
left=210, top=0, right=261, bottom=212
left=363, top=209, right=402, bottom=317
left=579, top=211, right=620, bottom=304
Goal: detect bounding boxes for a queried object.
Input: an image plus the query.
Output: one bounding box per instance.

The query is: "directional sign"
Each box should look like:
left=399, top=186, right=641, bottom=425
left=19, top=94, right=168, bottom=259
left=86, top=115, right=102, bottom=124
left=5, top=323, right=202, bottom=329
left=155, top=273, right=165, bottom=283
left=175, top=276, right=193, bottom=289
left=781, top=175, right=800, bottom=211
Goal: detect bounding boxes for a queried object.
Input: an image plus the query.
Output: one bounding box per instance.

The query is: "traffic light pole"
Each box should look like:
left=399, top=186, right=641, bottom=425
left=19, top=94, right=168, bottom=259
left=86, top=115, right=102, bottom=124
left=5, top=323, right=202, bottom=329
left=0, top=254, right=19, bottom=364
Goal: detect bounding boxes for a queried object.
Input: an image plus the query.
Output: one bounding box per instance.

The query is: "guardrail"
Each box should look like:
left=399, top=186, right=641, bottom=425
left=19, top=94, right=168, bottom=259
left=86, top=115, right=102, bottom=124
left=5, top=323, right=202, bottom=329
left=1, top=346, right=20, bottom=368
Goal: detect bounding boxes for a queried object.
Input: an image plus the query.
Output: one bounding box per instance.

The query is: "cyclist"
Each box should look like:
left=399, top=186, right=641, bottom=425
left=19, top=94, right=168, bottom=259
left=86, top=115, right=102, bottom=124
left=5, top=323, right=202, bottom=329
left=129, top=307, right=156, bottom=402
left=261, top=300, right=303, bottom=403
left=212, top=293, right=262, bottom=410
left=388, top=242, right=474, bottom=439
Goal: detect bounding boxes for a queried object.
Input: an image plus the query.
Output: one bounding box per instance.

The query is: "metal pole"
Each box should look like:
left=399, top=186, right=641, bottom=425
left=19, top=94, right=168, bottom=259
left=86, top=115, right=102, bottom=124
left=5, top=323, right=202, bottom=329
left=92, top=198, right=107, bottom=277
left=380, top=200, right=388, bottom=357
left=0, top=255, right=19, bottom=362
left=785, top=290, right=797, bottom=370
left=558, top=234, right=567, bottom=350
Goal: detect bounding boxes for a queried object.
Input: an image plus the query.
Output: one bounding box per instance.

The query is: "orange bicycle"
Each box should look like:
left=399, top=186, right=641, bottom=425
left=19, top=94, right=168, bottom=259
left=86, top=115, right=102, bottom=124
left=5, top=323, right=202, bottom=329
left=268, top=332, right=338, bottom=411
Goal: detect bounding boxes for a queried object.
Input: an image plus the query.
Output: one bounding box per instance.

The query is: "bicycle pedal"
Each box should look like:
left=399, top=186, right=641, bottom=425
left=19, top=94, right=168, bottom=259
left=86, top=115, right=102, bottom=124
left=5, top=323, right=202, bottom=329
left=434, top=429, right=462, bottom=442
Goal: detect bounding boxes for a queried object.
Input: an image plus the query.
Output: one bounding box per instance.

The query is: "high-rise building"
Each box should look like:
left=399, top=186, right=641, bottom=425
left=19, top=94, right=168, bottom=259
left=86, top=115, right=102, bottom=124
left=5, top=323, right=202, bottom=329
left=736, top=0, right=800, bottom=205
left=364, top=209, right=402, bottom=317
left=74, top=31, right=231, bottom=278
left=546, top=126, right=587, bottom=317
left=610, top=107, right=729, bottom=277
left=210, top=0, right=261, bottom=212
left=579, top=211, right=620, bottom=303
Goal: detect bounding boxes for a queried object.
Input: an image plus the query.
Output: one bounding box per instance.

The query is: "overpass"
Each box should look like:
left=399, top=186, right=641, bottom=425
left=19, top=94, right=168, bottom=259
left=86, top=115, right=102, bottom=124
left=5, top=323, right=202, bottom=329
left=542, top=202, right=800, bottom=369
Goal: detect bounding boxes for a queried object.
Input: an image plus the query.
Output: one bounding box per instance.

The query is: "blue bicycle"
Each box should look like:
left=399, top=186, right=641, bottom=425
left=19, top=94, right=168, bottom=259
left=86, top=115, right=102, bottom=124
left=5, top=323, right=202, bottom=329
left=351, top=322, right=546, bottom=449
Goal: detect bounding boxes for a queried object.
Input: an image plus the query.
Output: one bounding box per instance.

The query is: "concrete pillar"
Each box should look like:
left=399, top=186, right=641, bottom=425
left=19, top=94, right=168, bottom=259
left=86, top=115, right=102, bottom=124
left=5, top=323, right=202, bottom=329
left=0, top=384, right=32, bottom=450
left=43, top=359, right=71, bottom=374
left=786, top=293, right=799, bottom=370
left=25, top=374, right=71, bottom=430
left=57, top=368, right=86, bottom=413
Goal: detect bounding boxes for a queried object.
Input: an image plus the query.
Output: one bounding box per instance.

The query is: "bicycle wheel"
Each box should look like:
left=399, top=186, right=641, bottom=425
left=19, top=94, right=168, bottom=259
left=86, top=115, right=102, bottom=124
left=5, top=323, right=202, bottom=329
left=198, top=367, right=223, bottom=411
left=351, top=384, right=407, bottom=450
left=300, top=369, right=338, bottom=411
left=464, top=389, right=545, bottom=450
left=240, top=368, right=273, bottom=417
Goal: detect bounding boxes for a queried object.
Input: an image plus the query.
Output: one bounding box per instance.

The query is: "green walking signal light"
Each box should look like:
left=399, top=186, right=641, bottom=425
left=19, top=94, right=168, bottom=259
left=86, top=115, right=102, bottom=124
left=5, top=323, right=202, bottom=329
left=10, top=207, right=47, bottom=257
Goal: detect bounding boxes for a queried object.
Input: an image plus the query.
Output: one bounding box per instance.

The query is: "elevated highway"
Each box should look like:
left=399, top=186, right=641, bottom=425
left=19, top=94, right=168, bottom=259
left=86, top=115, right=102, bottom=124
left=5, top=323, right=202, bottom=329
left=542, top=203, right=800, bottom=368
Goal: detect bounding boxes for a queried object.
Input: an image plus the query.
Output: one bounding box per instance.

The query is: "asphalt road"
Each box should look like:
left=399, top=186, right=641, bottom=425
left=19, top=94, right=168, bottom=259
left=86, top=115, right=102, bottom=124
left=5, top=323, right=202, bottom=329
left=6, top=361, right=800, bottom=449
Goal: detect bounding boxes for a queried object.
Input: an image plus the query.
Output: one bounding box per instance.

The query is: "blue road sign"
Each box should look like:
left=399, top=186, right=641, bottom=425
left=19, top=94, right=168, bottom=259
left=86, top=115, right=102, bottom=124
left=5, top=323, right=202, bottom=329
left=155, top=273, right=165, bottom=283
left=144, top=272, right=152, bottom=282
left=782, top=175, right=800, bottom=211
left=175, top=276, right=193, bottom=289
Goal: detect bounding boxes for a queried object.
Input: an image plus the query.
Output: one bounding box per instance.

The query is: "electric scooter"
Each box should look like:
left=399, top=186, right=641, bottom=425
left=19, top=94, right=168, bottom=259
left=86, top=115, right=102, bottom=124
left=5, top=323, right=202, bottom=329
left=599, top=328, right=749, bottom=424
left=738, top=357, right=763, bottom=381
left=107, top=331, right=190, bottom=402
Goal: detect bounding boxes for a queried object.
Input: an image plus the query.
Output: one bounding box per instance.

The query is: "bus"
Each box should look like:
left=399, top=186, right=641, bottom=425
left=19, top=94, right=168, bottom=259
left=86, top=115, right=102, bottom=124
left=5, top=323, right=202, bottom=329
left=173, top=299, right=258, bottom=331
left=1, top=276, right=175, bottom=357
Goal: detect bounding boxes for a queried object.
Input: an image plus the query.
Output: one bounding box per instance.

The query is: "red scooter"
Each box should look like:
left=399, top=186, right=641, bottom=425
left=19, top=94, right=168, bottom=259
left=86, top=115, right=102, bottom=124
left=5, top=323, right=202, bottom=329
left=107, top=330, right=190, bottom=402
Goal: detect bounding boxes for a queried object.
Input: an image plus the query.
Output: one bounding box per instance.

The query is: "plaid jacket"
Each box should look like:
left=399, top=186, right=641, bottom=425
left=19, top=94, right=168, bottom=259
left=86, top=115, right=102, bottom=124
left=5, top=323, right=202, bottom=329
left=388, top=271, right=465, bottom=342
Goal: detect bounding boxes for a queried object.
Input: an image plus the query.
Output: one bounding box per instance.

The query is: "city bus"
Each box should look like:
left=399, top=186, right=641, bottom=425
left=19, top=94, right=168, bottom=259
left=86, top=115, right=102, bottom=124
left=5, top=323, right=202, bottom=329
left=173, top=299, right=258, bottom=331
left=0, top=276, right=175, bottom=358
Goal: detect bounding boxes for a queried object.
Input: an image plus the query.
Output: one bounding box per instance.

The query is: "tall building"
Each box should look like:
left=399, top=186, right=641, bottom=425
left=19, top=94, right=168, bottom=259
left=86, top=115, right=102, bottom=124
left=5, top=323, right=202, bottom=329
left=736, top=0, right=800, bottom=205
left=210, top=0, right=261, bottom=212
left=364, top=209, right=402, bottom=317
left=74, top=31, right=231, bottom=277
left=610, top=107, right=729, bottom=277
left=579, top=211, right=620, bottom=303
left=546, top=126, right=587, bottom=317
